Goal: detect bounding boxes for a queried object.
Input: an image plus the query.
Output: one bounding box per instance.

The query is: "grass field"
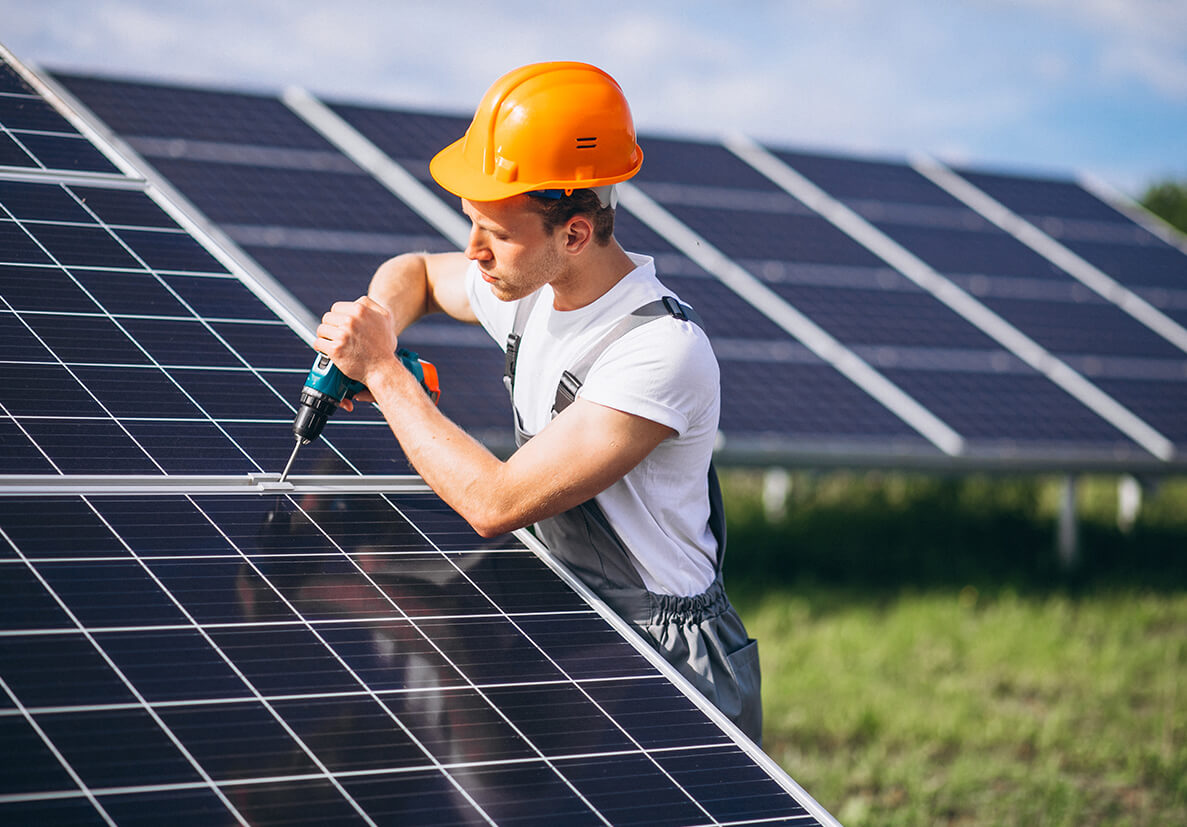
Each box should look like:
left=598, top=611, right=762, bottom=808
left=721, top=472, right=1187, bottom=826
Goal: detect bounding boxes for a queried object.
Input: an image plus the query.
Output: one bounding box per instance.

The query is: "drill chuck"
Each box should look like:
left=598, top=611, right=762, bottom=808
left=292, top=387, right=339, bottom=444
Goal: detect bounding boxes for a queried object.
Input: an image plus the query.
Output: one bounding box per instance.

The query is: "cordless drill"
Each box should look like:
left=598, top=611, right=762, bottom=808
left=277, top=348, right=440, bottom=482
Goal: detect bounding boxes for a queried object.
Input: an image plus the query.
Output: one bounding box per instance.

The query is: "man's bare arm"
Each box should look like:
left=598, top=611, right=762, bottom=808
left=371, top=362, right=673, bottom=537
left=366, top=251, right=476, bottom=333
left=316, top=296, right=673, bottom=537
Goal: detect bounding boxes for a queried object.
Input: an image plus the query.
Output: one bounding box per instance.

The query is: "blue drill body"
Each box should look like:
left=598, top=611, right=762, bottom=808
left=292, top=348, right=433, bottom=445
left=278, top=348, right=439, bottom=481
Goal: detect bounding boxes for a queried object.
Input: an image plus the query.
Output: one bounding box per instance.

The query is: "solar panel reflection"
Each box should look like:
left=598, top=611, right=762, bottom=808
left=0, top=493, right=821, bottom=825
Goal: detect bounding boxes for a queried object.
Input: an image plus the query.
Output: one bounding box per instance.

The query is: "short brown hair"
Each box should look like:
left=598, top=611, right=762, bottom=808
left=527, top=189, right=615, bottom=245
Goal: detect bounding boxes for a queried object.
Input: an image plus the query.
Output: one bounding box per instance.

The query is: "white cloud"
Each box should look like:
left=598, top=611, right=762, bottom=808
left=991, top=0, right=1187, bottom=98
left=2, top=0, right=1183, bottom=193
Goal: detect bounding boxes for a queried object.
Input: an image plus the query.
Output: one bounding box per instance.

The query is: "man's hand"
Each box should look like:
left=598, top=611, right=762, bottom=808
left=314, top=296, right=399, bottom=395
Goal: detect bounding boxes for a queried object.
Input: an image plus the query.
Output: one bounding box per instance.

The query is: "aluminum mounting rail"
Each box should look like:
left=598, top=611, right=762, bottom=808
left=914, top=155, right=1187, bottom=356
left=0, top=474, right=433, bottom=496
left=282, top=87, right=471, bottom=249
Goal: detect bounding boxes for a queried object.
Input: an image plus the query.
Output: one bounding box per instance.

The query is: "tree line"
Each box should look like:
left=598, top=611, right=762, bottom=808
left=1141, top=179, right=1187, bottom=234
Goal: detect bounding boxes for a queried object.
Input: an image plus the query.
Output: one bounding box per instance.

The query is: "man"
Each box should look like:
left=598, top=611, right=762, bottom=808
left=314, top=61, right=761, bottom=742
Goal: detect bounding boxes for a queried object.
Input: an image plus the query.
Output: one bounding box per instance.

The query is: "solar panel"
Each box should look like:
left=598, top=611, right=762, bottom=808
left=636, top=136, right=1177, bottom=463
left=0, top=173, right=408, bottom=477
left=2, top=50, right=835, bottom=825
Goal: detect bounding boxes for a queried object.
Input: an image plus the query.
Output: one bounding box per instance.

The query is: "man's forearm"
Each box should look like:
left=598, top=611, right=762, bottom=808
left=363, top=356, right=514, bottom=537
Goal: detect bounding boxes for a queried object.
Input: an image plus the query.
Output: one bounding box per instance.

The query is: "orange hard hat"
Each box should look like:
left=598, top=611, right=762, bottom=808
left=429, top=61, right=644, bottom=202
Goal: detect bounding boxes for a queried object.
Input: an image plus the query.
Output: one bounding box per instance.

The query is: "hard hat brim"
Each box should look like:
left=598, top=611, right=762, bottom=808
left=429, top=136, right=642, bottom=203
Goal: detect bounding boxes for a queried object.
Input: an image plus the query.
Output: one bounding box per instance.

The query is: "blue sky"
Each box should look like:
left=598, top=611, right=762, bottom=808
left=4, top=0, right=1185, bottom=198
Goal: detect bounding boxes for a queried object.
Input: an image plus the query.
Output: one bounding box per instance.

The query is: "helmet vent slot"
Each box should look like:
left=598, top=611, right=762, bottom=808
left=576, top=136, right=598, bottom=149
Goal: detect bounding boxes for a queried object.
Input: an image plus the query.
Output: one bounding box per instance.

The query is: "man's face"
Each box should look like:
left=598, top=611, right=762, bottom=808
left=461, top=196, right=565, bottom=302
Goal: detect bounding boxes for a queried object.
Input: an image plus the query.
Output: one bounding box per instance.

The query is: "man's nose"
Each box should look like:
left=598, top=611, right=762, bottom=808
left=464, top=232, right=491, bottom=262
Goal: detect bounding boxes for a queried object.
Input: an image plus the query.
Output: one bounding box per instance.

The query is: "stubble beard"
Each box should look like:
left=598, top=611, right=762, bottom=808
left=489, top=244, right=567, bottom=304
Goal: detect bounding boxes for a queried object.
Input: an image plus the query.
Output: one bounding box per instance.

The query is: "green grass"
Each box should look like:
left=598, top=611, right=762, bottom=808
left=732, top=586, right=1187, bottom=826
left=718, top=471, right=1187, bottom=825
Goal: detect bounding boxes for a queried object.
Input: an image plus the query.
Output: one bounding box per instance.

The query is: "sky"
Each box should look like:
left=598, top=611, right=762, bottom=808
left=3, top=0, right=1185, bottom=198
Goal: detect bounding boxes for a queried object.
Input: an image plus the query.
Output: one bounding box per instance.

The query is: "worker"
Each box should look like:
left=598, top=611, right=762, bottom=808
left=314, top=61, right=761, bottom=743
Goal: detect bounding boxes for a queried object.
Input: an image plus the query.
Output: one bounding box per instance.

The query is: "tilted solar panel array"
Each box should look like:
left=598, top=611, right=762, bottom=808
left=774, top=148, right=1186, bottom=450
left=713, top=142, right=1181, bottom=461
left=1, top=50, right=835, bottom=825
left=46, top=69, right=1187, bottom=471
left=948, top=165, right=1187, bottom=447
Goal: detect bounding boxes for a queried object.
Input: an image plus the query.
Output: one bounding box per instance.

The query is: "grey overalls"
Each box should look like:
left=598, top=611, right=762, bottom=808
left=504, top=293, right=763, bottom=744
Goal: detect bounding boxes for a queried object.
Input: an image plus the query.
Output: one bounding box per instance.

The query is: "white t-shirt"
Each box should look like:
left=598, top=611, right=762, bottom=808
left=465, top=253, right=720, bottom=596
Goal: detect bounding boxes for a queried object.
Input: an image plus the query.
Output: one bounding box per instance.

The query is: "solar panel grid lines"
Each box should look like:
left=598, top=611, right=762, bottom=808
left=0, top=494, right=432, bottom=826
left=0, top=181, right=287, bottom=475
left=0, top=488, right=832, bottom=826
left=1, top=513, right=258, bottom=825
left=0, top=47, right=130, bottom=183
left=0, top=269, right=368, bottom=478
left=0, top=175, right=409, bottom=477
left=723, top=133, right=1176, bottom=462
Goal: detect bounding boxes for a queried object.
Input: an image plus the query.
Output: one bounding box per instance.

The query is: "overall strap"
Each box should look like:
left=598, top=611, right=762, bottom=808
left=553, top=296, right=702, bottom=416
left=503, top=290, right=541, bottom=401
left=549, top=296, right=728, bottom=568
left=503, top=292, right=727, bottom=568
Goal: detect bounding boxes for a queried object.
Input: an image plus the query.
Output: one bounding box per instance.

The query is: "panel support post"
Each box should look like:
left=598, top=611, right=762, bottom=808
left=1117, top=474, right=1142, bottom=533
left=762, top=467, right=792, bottom=522
left=1057, top=474, right=1080, bottom=571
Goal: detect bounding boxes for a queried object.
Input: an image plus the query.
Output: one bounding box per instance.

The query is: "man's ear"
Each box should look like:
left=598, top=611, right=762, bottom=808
left=562, top=214, right=594, bottom=255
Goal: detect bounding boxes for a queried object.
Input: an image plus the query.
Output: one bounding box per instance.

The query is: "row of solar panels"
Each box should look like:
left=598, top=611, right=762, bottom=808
left=1, top=48, right=836, bottom=825
left=19, top=63, right=1184, bottom=472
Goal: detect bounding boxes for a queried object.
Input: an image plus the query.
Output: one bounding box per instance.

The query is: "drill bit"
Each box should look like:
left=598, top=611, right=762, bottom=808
left=277, top=440, right=301, bottom=484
